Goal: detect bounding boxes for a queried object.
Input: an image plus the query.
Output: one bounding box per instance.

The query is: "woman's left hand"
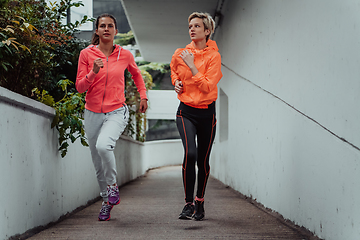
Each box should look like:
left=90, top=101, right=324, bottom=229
left=139, top=99, right=148, bottom=113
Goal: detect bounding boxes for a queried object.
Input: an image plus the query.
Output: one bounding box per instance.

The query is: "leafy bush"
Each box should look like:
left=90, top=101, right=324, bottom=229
left=33, top=80, right=87, bottom=158
left=0, top=0, right=92, bottom=100
left=1, top=0, right=93, bottom=157
left=33, top=67, right=154, bottom=157
left=1, top=2, right=167, bottom=157
left=123, top=69, right=153, bottom=142
left=115, top=31, right=170, bottom=141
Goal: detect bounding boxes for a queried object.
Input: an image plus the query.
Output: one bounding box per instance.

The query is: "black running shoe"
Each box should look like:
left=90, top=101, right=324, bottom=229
left=192, top=200, right=205, bottom=221
left=179, top=203, right=195, bottom=220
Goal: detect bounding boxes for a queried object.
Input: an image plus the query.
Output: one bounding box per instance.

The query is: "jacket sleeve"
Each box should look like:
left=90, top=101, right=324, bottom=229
left=127, top=52, right=148, bottom=100
left=75, top=50, right=96, bottom=93
left=192, top=52, right=222, bottom=94
left=170, top=50, right=180, bottom=85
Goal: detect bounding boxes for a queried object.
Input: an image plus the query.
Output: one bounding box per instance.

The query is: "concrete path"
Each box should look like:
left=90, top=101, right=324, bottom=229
left=27, top=166, right=320, bottom=240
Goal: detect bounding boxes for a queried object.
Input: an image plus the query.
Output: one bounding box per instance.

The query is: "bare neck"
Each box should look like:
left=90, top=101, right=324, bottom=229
left=98, top=41, right=114, bottom=57
left=193, top=39, right=207, bottom=50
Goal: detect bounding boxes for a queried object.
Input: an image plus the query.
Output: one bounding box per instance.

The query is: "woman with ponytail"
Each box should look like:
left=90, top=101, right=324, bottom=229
left=171, top=12, right=222, bottom=221
left=76, top=13, right=148, bottom=221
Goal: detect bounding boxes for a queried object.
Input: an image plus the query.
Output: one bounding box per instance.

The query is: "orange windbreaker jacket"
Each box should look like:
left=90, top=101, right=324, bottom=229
left=76, top=45, right=147, bottom=113
left=170, top=39, right=222, bottom=109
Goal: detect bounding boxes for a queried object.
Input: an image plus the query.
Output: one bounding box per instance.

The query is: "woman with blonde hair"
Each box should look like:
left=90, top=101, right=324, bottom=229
left=171, top=12, right=222, bottom=221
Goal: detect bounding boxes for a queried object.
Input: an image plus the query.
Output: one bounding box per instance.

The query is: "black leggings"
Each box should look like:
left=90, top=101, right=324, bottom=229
left=176, top=102, right=216, bottom=203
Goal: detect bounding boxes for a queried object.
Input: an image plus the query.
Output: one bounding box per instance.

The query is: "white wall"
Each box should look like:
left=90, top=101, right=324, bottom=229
left=143, top=139, right=183, bottom=169
left=211, top=1, right=360, bottom=240
left=115, top=137, right=182, bottom=183
left=146, top=90, right=179, bottom=120
left=0, top=87, right=182, bottom=240
left=0, top=87, right=98, bottom=240
left=145, top=90, right=183, bottom=168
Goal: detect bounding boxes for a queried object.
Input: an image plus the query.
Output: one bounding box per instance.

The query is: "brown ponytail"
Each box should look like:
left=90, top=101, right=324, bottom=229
left=91, top=33, right=99, bottom=45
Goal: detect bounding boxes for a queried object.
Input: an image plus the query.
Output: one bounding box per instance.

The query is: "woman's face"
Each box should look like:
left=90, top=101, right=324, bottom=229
left=188, top=17, right=210, bottom=42
left=96, top=17, right=118, bottom=43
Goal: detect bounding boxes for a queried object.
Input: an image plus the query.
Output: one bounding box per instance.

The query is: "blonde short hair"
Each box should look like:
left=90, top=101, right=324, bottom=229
left=188, top=12, right=215, bottom=41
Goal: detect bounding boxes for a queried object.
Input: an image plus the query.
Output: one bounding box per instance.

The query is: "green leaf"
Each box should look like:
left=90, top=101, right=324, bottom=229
left=81, top=137, right=89, bottom=147
left=61, top=149, right=67, bottom=158
left=1, top=62, right=9, bottom=71
left=59, top=142, right=69, bottom=151
left=58, top=135, right=66, bottom=145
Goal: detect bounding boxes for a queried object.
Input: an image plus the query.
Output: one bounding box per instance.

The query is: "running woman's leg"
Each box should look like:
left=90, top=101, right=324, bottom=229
left=176, top=114, right=197, bottom=203
left=196, top=113, right=216, bottom=199
left=84, top=109, right=108, bottom=202
left=96, top=106, right=129, bottom=187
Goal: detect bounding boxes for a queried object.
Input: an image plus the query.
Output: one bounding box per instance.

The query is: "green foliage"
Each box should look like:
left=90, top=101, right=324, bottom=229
left=114, top=31, right=135, bottom=46
left=0, top=0, right=93, bottom=157
left=123, top=63, right=169, bottom=140
left=33, top=68, right=154, bottom=157
left=123, top=69, right=153, bottom=142
left=0, top=0, right=93, bottom=99
left=137, top=62, right=169, bottom=73
left=33, top=79, right=88, bottom=158
left=114, top=31, right=170, bottom=140
left=137, top=61, right=170, bottom=90
left=1, top=5, right=168, bottom=156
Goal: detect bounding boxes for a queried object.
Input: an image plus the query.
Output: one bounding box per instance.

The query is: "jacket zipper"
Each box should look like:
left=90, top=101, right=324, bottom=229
left=101, top=57, right=109, bottom=113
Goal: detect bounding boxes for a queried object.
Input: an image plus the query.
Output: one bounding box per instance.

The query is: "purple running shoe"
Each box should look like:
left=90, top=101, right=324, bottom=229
left=98, top=202, right=113, bottom=221
left=107, top=185, right=120, bottom=205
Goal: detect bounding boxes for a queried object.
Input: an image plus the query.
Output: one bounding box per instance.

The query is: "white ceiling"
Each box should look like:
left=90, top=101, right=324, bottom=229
left=120, top=0, right=220, bottom=63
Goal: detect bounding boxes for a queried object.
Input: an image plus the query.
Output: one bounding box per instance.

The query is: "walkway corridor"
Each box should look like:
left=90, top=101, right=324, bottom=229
left=27, top=166, right=320, bottom=240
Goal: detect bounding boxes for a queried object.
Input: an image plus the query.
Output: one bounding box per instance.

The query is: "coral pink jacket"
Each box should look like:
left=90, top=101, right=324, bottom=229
left=76, top=45, right=147, bottom=113
left=170, top=39, right=222, bottom=109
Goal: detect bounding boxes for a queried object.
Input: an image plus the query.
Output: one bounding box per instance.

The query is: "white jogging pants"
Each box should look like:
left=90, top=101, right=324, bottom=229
left=84, top=105, right=129, bottom=202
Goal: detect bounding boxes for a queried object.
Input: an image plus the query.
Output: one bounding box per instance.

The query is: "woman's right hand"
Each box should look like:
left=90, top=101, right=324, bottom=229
left=174, top=80, right=183, bottom=94
left=93, top=58, right=104, bottom=74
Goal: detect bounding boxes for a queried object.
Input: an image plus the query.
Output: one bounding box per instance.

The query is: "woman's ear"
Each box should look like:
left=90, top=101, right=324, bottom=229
left=205, top=29, right=211, bottom=37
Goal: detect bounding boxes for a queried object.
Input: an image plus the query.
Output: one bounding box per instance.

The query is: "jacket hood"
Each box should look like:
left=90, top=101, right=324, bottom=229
left=185, top=39, right=219, bottom=52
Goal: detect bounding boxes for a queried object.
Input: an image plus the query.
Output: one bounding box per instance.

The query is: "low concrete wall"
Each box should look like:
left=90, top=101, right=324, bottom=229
left=146, top=90, right=179, bottom=120
left=143, top=139, right=183, bottom=170
left=0, top=87, right=98, bottom=240
left=115, top=138, right=183, bottom=185
left=0, top=87, right=182, bottom=240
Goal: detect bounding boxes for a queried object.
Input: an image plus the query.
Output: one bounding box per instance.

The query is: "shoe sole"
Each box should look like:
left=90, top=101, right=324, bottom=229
left=179, top=214, right=193, bottom=220
left=192, top=214, right=205, bottom=221
left=98, top=214, right=111, bottom=221
left=108, top=199, right=120, bottom=206
left=98, top=205, right=113, bottom=221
